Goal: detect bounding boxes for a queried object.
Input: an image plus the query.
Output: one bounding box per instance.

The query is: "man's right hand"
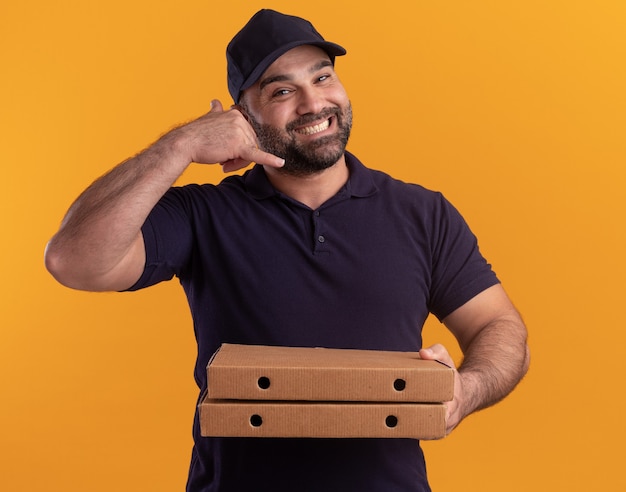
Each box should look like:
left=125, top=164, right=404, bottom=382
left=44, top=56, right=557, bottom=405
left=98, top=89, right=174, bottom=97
left=170, top=99, right=284, bottom=173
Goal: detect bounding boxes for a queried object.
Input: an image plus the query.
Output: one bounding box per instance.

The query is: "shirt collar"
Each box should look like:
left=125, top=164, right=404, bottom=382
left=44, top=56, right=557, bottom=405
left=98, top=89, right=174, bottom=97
left=244, top=150, right=378, bottom=200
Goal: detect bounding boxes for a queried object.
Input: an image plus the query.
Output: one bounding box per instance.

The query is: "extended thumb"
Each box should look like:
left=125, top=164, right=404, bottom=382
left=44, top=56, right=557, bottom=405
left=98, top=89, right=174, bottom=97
left=209, top=99, right=224, bottom=112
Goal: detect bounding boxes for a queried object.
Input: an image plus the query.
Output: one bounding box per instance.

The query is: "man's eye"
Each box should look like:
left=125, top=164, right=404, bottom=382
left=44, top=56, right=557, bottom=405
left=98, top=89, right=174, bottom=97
left=273, top=89, right=291, bottom=97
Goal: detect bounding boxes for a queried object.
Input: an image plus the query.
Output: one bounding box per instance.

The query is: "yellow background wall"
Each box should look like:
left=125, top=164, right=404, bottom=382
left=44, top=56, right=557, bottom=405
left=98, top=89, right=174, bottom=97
left=1, top=0, right=624, bottom=490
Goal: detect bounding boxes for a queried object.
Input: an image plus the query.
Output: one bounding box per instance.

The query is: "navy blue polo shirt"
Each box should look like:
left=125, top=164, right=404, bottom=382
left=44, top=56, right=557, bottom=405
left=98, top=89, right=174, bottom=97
left=130, top=151, right=499, bottom=492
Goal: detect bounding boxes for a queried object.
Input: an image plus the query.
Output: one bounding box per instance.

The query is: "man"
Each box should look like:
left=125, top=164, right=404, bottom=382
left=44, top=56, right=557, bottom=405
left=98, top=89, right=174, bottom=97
left=45, top=9, right=529, bottom=492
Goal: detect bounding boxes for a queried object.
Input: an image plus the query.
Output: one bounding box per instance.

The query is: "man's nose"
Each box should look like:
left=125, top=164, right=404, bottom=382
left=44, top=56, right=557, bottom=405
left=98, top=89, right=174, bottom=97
left=296, top=86, right=326, bottom=115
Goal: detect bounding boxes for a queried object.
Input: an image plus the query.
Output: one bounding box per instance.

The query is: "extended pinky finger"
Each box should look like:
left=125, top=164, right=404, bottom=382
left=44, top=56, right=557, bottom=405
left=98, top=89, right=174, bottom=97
left=244, top=147, right=285, bottom=169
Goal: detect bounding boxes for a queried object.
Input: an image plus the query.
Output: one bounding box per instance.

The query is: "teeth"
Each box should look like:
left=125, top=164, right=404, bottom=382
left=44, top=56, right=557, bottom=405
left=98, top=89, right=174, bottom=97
left=296, top=119, right=330, bottom=135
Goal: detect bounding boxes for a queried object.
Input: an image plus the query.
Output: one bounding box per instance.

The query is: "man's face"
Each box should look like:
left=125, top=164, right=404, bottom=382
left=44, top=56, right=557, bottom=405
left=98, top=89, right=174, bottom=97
left=240, top=45, right=352, bottom=176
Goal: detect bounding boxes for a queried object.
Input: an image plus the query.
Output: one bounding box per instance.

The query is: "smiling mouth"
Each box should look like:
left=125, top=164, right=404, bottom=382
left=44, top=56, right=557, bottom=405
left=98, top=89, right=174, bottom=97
left=294, top=118, right=331, bottom=136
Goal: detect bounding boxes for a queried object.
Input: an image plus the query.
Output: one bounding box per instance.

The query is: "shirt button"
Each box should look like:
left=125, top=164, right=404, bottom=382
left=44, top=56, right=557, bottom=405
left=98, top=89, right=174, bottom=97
left=318, top=235, right=326, bottom=243
left=314, top=211, right=320, bottom=217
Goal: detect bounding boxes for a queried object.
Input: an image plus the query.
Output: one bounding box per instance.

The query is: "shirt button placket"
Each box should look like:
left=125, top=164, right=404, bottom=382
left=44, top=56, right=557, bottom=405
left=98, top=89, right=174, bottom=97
left=313, top=209, right=327, bottom=253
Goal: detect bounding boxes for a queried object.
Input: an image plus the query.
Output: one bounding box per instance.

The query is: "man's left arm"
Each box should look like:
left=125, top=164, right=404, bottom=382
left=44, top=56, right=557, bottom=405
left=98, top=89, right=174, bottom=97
left=420, top=284, right=530, bottom=434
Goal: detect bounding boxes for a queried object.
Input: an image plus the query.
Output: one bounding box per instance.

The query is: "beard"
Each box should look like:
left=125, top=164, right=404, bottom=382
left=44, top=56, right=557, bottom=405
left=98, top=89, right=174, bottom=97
left=243, top=102, right=353, bottom=177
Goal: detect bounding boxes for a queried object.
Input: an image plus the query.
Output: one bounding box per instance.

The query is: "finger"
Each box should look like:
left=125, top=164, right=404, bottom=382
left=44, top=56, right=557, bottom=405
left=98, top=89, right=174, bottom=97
left=419, top=343, right=445, bottom=359
left=221, top=157, right=252, bottom=173
left=419, top=344, right=455, bottom=368
left=209, top=99, right=224, bottom=113
left=220, top=148, right=284, bottom=174
left=239, top=146, right=285, bottom=169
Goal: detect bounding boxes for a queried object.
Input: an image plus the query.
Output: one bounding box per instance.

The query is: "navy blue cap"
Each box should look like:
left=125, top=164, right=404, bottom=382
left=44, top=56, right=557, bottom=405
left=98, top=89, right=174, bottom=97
left=227, top=9, right=347, bottom=102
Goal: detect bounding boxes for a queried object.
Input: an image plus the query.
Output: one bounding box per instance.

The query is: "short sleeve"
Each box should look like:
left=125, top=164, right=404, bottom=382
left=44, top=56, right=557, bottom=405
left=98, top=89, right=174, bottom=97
left=428, top=194, right=500, bottom=320
left=125, top=187, right=196, bottom=291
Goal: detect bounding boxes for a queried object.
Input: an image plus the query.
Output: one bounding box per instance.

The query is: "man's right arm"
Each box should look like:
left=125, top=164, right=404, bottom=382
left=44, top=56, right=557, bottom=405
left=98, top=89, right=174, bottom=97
left=44, top=100, right=284, bottom=292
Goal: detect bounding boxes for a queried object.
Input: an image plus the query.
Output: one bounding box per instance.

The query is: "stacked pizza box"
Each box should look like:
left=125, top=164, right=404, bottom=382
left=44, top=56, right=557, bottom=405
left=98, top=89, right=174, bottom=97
left=199, top=343, right=453, bottom=439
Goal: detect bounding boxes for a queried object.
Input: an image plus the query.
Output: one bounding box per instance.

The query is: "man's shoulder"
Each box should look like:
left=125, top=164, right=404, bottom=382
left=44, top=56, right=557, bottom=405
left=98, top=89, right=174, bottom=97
left=154, top=171, right=256, bottom=224
left=348, top=153, right=443, bottom=205
left=168, top=168, right=256, bottom=200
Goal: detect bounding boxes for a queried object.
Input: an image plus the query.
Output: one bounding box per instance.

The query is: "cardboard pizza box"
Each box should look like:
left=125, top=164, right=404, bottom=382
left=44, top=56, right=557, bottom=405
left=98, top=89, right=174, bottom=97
left=198, top=396, right=447, bottom=439
left=206, top=344, right=454, bottom=403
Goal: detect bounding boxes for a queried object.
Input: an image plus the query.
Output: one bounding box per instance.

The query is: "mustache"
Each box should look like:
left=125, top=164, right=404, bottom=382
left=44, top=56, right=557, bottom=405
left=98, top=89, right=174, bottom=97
left=286, top=107, right=341, bottom=132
